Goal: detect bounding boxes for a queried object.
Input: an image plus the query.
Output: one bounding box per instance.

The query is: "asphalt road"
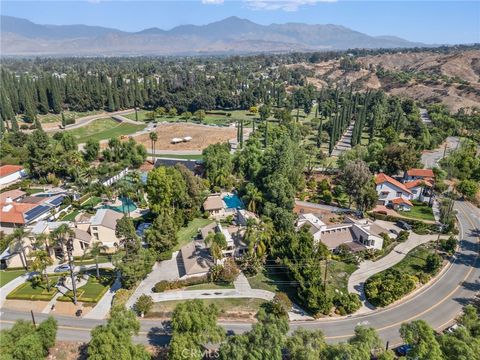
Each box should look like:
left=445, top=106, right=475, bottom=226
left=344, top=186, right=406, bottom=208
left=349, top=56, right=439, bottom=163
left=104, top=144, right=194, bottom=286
left=1, top=201, right=479, bottom=347
left=421, top=136, right=460, bottom=168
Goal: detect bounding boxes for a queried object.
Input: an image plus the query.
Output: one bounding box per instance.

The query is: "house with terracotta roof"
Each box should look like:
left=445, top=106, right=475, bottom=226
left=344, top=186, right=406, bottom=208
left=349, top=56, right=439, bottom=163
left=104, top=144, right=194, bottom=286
left=404, top=179, right=434, bottom=202
left=375, top=173, right=413, bottom=208
left=404, top=168, right=435, bottom=183
left=0, top=165, right=26, bottom=187
left=390, top=197, right=414, bottom=212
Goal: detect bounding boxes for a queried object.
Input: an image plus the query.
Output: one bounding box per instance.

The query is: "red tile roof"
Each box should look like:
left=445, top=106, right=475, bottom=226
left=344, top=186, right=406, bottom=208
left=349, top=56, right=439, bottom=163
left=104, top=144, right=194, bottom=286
left=375, top=173, right=412, bottom=195
left=391, top=197, right=413, bottom=207
left=0, top=202, right=36, bottom=224
left=405, top=179, right=433, bottom=189
left=0, top=165, right=23, bottom=178
left=406, top=168, right=435, bottom=178
left=0, top=189, right=26, bottom=203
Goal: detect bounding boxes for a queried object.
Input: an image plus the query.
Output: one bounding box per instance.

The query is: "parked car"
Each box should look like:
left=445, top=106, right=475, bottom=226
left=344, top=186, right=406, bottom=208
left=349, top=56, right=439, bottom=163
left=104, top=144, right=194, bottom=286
left=54, top=264, right=73, bottom=273
left=397, top=220, right=412, bottom=231
left=394, top=344, right=412, bottom=356
left=445, top=323, right=461, bottom=333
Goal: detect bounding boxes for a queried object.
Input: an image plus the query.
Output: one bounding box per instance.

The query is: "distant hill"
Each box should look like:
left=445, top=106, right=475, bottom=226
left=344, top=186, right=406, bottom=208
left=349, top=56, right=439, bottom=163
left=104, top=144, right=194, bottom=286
left=0, top=15, right=426, bottom=56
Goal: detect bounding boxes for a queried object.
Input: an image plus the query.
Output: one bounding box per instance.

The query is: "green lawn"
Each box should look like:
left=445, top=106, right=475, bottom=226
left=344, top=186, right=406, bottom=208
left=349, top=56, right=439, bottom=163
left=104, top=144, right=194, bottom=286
left=65, top=118, right=145, bottom=143
left=399, top=203, right=435, bottom=221
left=149, top=153, right=203, bottom=161
left=184, top=282, right=234, bottom=291
left=248, top=260, right=357, bottom=296
left=147, top=298, right=267, bottom=317
left=0, top=270, right=25, bottom=288
left=81, top=196, right=102, bottom=208
left=25, top=188, right=44, bottom=195
left=60, top=209, right=81, bottom=221
left=18, top=110, right=104, bottom=124
left=174, top=218, right=213, bottom=251
left=391, top=244, right=435, bottom=276
left=58, top=269, right=114, bottom=303
left=7, top=276, right=59, bottom=301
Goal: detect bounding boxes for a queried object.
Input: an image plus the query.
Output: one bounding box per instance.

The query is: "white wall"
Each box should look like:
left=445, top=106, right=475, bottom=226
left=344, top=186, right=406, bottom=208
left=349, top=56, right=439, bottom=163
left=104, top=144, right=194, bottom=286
left=376, top=182, right=411, bottom=204
left=0, top=170, right=24, bottom=185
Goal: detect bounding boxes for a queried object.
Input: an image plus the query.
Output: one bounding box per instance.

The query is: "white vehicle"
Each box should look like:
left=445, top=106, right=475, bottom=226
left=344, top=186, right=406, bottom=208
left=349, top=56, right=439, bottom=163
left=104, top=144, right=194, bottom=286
left=171, top=138, right=183, bottom=144
left=54, top=264, right=73, bottom=273
left=183, top=136, right=192, bottom=142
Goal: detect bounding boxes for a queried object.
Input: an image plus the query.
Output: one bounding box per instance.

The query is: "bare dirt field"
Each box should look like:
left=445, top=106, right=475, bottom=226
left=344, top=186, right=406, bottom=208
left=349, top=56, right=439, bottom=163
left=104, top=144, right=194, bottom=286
left=133, top=123, right=239, bottom=151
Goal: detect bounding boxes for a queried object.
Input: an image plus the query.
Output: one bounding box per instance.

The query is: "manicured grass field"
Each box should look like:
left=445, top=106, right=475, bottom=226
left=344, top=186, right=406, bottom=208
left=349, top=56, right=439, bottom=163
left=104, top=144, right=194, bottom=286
left=0, top=270, right=25, bottom=288
left=184, top=282, right=234, bottom=291
left=399, top=203, right=435, bottom=221
left=73, top=255, right=111, bottom=266
left=65, top=118, right=145, bottom=143
left=147, top=298, right=267, bottom=317
left=81, top=196, right=102, bottom=208
left=58, top=269, right=114, bottom=303
left=60, top=209, right=81, bottom=221
left=7, top=276, right=59, bottom=301
left=174, top=218, right=213, bottom=251
left=149, top=153, right=203, bottom=161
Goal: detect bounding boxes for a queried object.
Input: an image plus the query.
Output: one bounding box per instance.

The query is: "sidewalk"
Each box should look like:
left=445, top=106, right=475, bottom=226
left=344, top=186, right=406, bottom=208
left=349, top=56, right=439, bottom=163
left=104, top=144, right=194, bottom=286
left=84, top=273, right=121, bottom=319
left=348, top=232, right=447, bottom=313
left=0, top=272, right=34, bottom=307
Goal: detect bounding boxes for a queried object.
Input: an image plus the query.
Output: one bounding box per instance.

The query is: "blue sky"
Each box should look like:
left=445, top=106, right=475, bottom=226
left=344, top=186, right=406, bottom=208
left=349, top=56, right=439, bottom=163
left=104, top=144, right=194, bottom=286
left=2, top=1, right=479, bottom=44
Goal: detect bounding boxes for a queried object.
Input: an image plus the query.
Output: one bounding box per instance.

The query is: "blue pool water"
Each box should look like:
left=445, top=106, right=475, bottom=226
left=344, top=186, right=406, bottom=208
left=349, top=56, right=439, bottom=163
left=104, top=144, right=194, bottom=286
left=223, top=194, right=244, bottom=209
left=100, top=197, right=137, bottom=213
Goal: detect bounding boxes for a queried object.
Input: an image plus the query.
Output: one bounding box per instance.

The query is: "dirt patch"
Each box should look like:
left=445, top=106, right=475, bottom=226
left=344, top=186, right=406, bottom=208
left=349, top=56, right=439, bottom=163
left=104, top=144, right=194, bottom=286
left=47, top=342, right=87, bottom=360
left=293, top=204, right=342, bottom=225
left=52, top=301, right=94, bottom=317
left=133, top=123, right=239, bottom=151
left=3, top=299, right=49, bottom=312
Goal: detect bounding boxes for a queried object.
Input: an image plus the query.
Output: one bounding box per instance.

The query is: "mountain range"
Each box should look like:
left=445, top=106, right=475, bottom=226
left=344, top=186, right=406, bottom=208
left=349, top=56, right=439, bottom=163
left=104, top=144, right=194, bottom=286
left=1, top=15, right=426, bottom=56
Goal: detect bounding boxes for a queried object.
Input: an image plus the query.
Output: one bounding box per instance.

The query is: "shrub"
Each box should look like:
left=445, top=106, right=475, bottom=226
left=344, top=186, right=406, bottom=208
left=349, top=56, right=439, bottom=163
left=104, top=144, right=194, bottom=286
left=440, top=236, right=457, bottom=255
left=425, top=253, right=442, bottom=273
left=217, top=258, right=240, bottom=283
left=152, top=275, right=210, bottom=293
left=135, top=295, right=153, bottom=317
left=153, top=280, right=170, bottom=293
left=334, top=292, right=361, bottom=315
left=397, top=230, right=410, bottom=242
left=112, top=288, right=131, bottom=307
left=365, top=269, right=416, bottom=307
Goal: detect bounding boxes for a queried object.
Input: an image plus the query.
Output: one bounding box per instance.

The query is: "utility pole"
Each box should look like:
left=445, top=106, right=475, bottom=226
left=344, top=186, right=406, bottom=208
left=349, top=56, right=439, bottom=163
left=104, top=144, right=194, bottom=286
left=67, top=238, right=77, bottom=305
left=323, top=257, right=329, bottom=292
left=30, top=310, right=36, bottom=327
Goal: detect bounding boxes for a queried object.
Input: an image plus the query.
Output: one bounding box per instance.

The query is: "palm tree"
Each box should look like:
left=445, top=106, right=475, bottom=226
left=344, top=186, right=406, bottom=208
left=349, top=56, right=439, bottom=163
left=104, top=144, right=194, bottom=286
left=149, top=131, right=158, bottom=164
left=51, top=224, right=78, bottom=304
left=205, top=232, right=227, bottom=264
left=88, top=242, right=108, bottom=279
left=243, top=183, right=263, bottom=213
left=11, top=228, right=29, bottom=270
left=30, top=250, right=53, bottom=291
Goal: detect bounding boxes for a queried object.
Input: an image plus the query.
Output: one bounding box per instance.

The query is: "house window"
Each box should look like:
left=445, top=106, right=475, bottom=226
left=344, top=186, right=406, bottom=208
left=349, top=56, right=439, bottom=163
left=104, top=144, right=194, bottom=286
left=92, top=226, right=98, bottom=231
left=396, top=192, right=402, bottom=197
left=93, top=233, right=99, bottom=240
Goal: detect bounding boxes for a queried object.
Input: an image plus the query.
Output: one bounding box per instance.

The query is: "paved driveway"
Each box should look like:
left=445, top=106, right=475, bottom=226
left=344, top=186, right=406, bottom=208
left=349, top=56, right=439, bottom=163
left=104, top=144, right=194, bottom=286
left=348, top=231, right=447, bottom=313
left=125, top=253, right=180, bottom=309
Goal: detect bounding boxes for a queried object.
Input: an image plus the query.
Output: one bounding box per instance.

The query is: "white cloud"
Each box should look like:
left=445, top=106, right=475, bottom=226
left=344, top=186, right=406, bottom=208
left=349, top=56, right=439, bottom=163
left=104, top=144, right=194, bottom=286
left=202, top=0, right=225, bottom=4
left=246, top=0, right=337, bottom=12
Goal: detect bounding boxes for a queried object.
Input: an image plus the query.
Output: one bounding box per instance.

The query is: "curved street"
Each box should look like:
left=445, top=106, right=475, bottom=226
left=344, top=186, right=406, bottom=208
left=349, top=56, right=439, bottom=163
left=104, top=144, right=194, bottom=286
left=1, top=201, right=479, bottom=347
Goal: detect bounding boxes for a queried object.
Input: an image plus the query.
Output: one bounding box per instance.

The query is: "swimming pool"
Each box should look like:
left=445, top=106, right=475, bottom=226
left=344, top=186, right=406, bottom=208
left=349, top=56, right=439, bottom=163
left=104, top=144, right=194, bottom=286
left=223, top=194, right=245, bottom=209
left=100, top=197, right=137, bottom=213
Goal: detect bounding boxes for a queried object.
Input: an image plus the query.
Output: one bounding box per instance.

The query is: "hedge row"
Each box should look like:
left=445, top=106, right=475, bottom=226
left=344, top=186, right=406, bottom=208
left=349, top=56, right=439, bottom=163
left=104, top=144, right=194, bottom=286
left=153, top=275, right=209, bottom=293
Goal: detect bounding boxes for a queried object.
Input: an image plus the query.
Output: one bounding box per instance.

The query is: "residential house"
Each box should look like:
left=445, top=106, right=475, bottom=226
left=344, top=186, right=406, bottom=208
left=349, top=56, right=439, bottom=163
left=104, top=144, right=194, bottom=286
left=404, top=179, right=434, bottom=202
left=179, top=241, right=213, bottom=279
left=404, top=168, right=435, bottom=183
left=0, top=191, right=66, bottom=233
left=203, top=195, right=225, bottom=219
left=296, top=213, right=387, bottom=252
left=236, top=209, right=260, bottom=227
left=375, top=173, right=413, bottom=207
left=79, top=208, right=123, bottom=251
left=0, top=165, right=26, bottom=187
left=0, top=221, right=92, bottom=269
left=390, top=197, right=414, bottom=212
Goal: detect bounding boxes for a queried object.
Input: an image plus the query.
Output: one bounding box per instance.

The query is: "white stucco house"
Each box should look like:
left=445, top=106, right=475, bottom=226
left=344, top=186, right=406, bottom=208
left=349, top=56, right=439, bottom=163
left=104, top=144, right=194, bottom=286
left=375, top=173, right=413, bottom=206
left=296, top=213, right=386, bottom=252
left=0, top=165, right=26, bottom=187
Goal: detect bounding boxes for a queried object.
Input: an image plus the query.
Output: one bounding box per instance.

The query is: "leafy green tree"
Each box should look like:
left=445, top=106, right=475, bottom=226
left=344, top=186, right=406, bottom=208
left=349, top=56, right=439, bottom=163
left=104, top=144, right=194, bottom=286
left=115, top=216, right=139, bottom=254
left=202, top=143, right=233, bottom=188
left=117, top=248, right=155, bottom=289
left=456, top=179, right=479, bottom=200
left=340, top=160, right=374, bottom=209
left=84, top=139, right=100, bottom=161
left=425, top=253, right=442, bottom=273
left=88, top=306, right=150, bottom=360
left=169, top=300, right=224, bottom=360
left=29, top=249, right=53, bottom=291
left=286, top=328, right=326, bottom=360
left=134, top=295, right=153, bottom=317
left=400, top=320, right=443, bottom=360
left=144, top=212, right=178, bottom=260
